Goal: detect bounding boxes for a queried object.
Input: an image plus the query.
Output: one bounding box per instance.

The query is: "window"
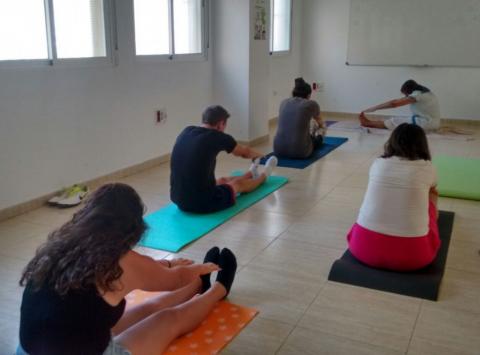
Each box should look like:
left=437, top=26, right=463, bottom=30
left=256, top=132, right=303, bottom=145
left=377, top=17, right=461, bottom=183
left=0, top=0, right=111, bottom=64
left=270, top=0, right=292, bottom=53
left=134, top=0, right=205, bottom=58
left=52, top=0, right=107, bottom=59
left=0, top=0, right=49, bottom=60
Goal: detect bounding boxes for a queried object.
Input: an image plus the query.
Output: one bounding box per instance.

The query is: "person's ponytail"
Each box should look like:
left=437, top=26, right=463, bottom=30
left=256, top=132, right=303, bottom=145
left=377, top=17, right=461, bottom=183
left=401, top=80, right=430, bottom=95
left=292, top=77, right=312, bottom=99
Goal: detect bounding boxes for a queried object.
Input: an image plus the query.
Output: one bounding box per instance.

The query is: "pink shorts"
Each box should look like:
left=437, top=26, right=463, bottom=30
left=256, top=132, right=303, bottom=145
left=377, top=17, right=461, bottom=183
left=347, top=202, right=441, bottom=271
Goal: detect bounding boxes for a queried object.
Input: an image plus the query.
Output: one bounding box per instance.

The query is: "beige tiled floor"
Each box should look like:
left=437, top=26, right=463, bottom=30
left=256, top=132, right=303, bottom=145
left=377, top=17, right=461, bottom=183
left=1, top=120, right=480, bottom=354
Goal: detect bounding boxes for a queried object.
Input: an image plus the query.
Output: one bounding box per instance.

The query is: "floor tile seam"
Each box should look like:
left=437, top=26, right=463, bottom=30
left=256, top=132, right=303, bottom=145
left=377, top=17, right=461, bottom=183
left=324, top=165, right=366, bottom=197
left=235, top=233, right=284, bottom=275
left=277, top=233, right=347, bottom=250
left=445, top=265, right=480, bottom=276
left=0, top=220, right=52, bottom=234
left=443, top=264, right=480, bottom=276
left=335, top=157, right=371, bottom=188
left=405, top=300, right=423, bottom=354
left=305, top=184, right=347, bottom=211
left=253, top=314, right=296, bottom=328
left=419, top=301, right=480, bottom=316
left=258, top=229, right=346, bottom=253
left=274, top=280, right=329, bottom=354
left=204, top=214, right=298, bottom=239
left=14, top=216, right=61, bottom=229
left=278, top=323, right=408, bottom=355
left=239, top=209, right=299, bottom=220
left=275, top=235, right=347, bottom=253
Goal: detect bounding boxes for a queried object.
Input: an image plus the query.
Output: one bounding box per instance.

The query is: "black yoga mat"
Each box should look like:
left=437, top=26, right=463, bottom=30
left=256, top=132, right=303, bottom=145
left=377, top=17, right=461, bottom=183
left=327, top=211, right=455, bottom=301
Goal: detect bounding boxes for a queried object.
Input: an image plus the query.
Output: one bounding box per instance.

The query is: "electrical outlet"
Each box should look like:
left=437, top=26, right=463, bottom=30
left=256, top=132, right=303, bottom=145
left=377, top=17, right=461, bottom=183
left=155, top=108, right=167, bottom=124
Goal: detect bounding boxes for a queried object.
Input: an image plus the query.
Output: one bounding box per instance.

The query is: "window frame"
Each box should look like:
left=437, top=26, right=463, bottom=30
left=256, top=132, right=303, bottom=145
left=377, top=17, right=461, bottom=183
left=133, top=0, right=209, bottom=63
left=269, top=0, right=293, bottom=56
left=0, top=0, right=116, bottom=69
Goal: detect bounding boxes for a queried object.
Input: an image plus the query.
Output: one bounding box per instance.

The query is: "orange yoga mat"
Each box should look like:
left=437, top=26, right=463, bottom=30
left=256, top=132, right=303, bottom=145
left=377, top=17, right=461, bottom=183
left=126, top=290, right=258, bottom=355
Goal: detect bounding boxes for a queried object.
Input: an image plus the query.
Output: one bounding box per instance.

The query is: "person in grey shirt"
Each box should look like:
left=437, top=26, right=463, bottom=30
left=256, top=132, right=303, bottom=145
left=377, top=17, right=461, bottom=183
left=274, top=78, right=325, bottom=159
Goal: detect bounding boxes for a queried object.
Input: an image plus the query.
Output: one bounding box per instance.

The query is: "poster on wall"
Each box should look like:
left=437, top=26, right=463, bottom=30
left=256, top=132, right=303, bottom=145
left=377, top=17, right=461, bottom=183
left=254, top=0, right=267, bottom=40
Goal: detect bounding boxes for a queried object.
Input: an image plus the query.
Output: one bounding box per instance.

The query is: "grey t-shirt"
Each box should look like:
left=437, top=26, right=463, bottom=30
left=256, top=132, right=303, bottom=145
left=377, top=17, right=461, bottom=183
left=273, top=97, right=321, bottom=158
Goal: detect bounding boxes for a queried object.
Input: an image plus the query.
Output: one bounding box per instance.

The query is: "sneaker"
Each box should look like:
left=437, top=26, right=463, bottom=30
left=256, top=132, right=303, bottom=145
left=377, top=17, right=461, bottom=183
left=249, top=158, right=261, bottom=179
left=55, top=185, right=89, bottom=207
left=263, top=156, right=278, bottom=177
left=48, top=187, right=71, bottom=205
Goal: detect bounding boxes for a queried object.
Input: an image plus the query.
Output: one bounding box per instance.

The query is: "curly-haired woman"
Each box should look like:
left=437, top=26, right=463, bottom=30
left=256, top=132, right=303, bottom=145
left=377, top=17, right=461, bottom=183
left=17, top=183, right=237, bottom=355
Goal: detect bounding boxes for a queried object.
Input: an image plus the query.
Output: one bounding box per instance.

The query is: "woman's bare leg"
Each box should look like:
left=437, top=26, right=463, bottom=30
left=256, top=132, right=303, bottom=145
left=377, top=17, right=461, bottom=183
left=359, top=112, right=387, bottom=129
left=115, top=282, right=227, bottom=355
left=112, top=278, right=202, bottom=335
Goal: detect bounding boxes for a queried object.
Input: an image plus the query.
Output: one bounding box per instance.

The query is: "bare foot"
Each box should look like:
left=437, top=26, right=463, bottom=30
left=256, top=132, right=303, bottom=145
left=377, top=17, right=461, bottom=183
left=358, top=112, right=369, bottom=127
left=358, top=112, right=386, bottom=129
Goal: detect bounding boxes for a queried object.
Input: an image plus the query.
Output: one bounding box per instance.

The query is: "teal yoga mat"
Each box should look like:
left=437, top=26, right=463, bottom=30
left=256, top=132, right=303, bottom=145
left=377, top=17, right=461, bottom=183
left=139, top=175, right=289, bottom=252
left=433, top=156, right=480, bottom=201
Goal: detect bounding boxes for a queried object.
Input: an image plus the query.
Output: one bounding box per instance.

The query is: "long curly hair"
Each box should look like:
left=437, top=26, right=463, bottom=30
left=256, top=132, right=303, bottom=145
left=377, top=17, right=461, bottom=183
left=20, top=183, right=146, bottom=295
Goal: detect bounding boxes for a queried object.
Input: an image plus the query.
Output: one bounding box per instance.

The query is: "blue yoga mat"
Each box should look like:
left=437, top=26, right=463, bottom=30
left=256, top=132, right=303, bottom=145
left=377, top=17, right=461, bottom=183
left=260, top=136, right=348, bottom=169
left=139, top=175, right=288, bottom=252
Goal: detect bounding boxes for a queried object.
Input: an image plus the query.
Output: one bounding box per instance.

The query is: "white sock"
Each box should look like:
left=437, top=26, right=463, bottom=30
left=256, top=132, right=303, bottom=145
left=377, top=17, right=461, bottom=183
left=263, top=156, right=278, bottom=177
left=249, top=158, right=261, bottom=179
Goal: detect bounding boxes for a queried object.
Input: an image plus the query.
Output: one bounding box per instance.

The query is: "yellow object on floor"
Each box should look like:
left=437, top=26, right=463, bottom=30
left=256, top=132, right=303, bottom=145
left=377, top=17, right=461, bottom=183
left=126, top=290, right=258, bottom=355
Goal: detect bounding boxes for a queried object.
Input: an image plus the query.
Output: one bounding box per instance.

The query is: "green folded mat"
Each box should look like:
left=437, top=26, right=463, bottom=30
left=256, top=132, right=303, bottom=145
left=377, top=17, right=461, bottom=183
left=139, top=174, right=289, bottom=252
left=433, top=156, right=480, bottom=201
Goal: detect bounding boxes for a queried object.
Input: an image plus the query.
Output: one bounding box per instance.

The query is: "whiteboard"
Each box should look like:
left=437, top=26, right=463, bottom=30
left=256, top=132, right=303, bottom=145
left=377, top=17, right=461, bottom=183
left=347, top=0, right=480, bottom=67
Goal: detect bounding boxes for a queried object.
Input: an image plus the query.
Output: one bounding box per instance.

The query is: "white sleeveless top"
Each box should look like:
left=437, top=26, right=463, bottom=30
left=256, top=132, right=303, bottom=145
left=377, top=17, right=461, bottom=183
left=357, top=157, right=437, bottom=237
left=409, top=90, right=441, bottom=129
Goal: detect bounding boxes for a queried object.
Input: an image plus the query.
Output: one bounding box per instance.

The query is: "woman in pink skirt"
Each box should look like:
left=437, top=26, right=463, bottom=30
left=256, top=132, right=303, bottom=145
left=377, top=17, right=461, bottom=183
left=348, top=123, right=440, bottom=271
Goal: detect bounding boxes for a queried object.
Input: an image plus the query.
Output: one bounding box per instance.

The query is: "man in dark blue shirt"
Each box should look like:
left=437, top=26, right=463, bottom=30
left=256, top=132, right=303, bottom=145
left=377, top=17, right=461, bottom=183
left=170, top=105, right=277, bottom=213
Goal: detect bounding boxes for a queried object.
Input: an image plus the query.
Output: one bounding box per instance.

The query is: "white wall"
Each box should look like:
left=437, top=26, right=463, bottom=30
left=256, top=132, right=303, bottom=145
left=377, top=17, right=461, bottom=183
left=0, top=0, right=213, bottom=210
left=213, top=0, right=303, bottom=141
left=211, top=0, right=251, bottom=141
left=249, top=0, right=270, bottom=140
left=268, top=0, right=303, bottom=119
left=302, top=0, right=480, bottom=120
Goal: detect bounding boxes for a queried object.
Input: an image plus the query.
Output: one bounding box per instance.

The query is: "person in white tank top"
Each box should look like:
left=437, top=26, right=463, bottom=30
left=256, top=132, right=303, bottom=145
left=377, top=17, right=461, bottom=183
left=358, top=80, right=441, bottom=131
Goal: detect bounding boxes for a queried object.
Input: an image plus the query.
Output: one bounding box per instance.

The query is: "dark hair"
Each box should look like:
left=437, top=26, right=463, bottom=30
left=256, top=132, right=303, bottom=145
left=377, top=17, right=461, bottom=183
left=401, top=80, right=430, bottom=95
left=20, top=183, right=146, bottom=295
left=292, top=77, right=312, bottom=99
left=382, top=123, right=431, bottom=161
left=202, top=105, right=230, bottom=125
